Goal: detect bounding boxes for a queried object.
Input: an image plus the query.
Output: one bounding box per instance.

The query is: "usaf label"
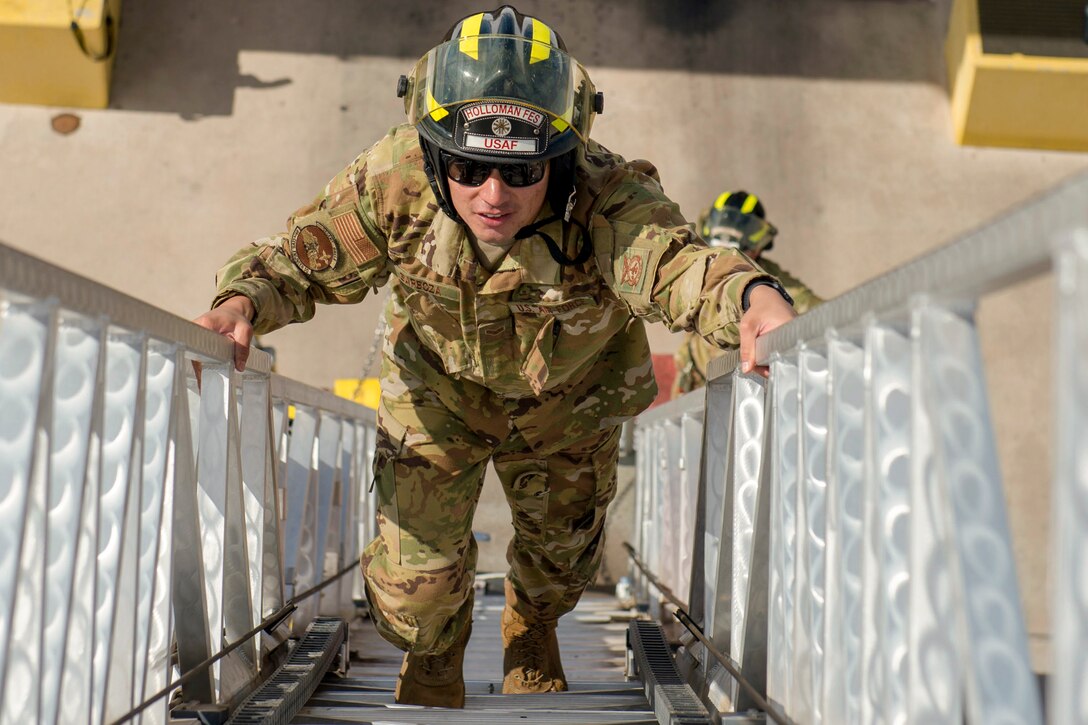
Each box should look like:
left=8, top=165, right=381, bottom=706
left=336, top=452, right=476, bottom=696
left=510, top=297, right=591, bottom=315
left=464, top=134, right=538, bottom=153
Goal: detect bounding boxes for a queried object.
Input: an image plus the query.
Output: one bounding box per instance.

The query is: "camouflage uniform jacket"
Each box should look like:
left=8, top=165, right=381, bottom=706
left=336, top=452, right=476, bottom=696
left=672, top=257, right=822, bottom=396
left=213, top=125, right=774, bottom=446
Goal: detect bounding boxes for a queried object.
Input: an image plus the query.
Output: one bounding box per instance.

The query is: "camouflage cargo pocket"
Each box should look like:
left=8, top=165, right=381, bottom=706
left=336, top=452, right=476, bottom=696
left=511, top=292, right=597, bottom=395
left=372, top=426, right=406, bottom=563
left=505, top=465, right=550, bottom=545
left=546, top=426, right=620, bottom=542
left=394, top=269, right=470, bottom=374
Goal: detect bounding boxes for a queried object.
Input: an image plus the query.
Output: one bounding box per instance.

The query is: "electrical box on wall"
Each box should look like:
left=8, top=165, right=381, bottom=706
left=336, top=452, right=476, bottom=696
left=946, top=0, right=1088, bottom=152
left=0, top=0, right=121, bottom=109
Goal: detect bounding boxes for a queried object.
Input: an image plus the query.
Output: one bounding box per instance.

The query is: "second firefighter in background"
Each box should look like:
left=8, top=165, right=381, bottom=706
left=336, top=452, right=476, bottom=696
left=672, top=190, right=822, bottom=397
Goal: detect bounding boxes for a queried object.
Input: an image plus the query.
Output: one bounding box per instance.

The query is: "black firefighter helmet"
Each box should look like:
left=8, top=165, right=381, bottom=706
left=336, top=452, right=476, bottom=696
left=699, top=190, right=778, bottom=256
left=397, top=6, right=603, bottom=223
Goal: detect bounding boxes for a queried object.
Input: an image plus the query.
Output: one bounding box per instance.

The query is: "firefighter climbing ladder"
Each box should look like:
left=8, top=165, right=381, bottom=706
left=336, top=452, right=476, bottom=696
left=0, top=168, right=1084, bottom=723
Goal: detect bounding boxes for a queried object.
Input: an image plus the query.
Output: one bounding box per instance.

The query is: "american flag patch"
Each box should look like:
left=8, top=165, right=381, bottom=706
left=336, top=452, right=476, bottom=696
left=331, top=210, right=380, bottom=264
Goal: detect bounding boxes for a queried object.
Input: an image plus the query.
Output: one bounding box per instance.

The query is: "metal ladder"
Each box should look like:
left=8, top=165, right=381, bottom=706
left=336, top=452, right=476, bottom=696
left=231, top=589, right=724, bottom=725
left=1, top=169, right=1085, bottom=724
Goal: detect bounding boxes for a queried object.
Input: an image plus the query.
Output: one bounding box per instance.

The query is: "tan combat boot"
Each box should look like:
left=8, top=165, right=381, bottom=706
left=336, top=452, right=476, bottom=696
left=395, top=624, right=470, bottom=708
left=501, top=605, right=568, bottom=694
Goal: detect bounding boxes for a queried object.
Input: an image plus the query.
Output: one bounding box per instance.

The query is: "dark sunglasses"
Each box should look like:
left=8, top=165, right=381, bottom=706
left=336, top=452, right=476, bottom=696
left=442, top=152, right=547, bottom=188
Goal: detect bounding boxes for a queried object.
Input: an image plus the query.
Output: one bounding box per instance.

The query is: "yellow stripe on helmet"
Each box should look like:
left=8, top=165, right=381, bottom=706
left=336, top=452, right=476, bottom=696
left=458, top=12, right=484, bottom=60
left=551, top=96, right=574, bottom=132
left=427, top=91, right=448, bottom=121
left=530, top=18, right=552, bottom=63
left=741, top=194, right=760, bottom=214
left=713, top=191, right=732, bottom=210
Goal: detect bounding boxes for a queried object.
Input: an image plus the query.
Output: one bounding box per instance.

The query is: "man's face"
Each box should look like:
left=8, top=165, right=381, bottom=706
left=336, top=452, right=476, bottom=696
left=447, top=159, right=550, bottom=246
left=709, top=230, right=760, bottom=260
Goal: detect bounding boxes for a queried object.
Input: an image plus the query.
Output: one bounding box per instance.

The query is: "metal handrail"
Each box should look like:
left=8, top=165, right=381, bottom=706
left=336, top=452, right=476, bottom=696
left=632, top=169, right=1088, bottom=724
left=0, top=240, right=273, bottom=374
left=110, top=560, right=359, bottom=724
left=0, top=241, right=378, bottom=724
left=709, top=169, right=1088, bottom=377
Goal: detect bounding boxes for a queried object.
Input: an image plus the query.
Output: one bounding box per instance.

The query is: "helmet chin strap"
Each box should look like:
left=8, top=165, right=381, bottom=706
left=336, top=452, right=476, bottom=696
left=515, top=214, right=589, bottom=267
left=418, top=138, right=590, bottom=267
left=420, top=147, right=461, bottom=222
left=563, top=187, right=577, bottom=222
left=514, top=182, right=592, bottom=268
left=517, top=150, right=591, bottom=267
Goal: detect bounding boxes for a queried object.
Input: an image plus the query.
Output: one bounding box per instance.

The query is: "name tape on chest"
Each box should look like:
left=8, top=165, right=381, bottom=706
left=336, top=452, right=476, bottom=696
left=393, top=267, right=460, bottom=301
left=510, top=298, right=591, bottom=316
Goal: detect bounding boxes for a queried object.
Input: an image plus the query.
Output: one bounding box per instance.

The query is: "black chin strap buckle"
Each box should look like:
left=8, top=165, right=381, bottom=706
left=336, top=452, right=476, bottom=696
left=563, top=188, right=577, bottom=222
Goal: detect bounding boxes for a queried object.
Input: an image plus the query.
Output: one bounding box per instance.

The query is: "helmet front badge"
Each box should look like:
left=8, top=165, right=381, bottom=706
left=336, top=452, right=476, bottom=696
left=456, top=101, right=547, bottom=156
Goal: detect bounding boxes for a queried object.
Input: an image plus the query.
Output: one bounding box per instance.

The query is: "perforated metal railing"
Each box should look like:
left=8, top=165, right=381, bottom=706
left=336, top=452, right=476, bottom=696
left=631, top=170, right=1088, bottom=725
left=0, top=242, right=377, bottom=725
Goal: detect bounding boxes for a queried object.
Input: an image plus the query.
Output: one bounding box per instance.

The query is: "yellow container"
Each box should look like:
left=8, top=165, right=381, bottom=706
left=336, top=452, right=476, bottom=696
left=334, top=378, right=382, bottom=411
left=946, top=0, right=1088, bottom=152
left=0, top=0, right=121, bottom=109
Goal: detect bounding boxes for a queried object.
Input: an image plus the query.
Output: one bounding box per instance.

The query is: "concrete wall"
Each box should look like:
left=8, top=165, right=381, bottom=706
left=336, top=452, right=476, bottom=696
left=1, top=0, right=1084, bottom=666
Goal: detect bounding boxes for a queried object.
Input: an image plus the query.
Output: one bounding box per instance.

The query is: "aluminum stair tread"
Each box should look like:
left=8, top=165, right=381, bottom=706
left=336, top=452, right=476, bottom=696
left=292, top=589, right=653, bottom=724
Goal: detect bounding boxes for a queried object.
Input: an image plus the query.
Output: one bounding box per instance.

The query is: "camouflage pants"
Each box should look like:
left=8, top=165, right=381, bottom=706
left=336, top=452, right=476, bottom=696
left=360, top=368, right=620, bottom=656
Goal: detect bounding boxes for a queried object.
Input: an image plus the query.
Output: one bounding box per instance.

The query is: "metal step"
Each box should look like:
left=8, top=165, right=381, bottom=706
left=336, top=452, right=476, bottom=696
left=295, top=679, right=657, bottom=723
left=230, top=617, right=348, bottom=725
left=289, top=589, right=660, bottom=725
left=626, top=621, right=712, bottom=725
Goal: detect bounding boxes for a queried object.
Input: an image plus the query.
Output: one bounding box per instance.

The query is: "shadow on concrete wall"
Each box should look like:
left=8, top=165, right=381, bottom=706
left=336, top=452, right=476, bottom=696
left=111, top=0, right=948, bottom=118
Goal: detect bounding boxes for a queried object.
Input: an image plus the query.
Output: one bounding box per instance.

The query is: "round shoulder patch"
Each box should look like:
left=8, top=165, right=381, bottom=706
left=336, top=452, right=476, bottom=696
left=290, top=223, right=339, bottom=274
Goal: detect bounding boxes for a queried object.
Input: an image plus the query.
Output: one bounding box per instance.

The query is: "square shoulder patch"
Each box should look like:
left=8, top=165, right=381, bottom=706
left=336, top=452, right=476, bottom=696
left=329, top=205, right=381, bottom=266
left=614, top=247, right=651, bottom=295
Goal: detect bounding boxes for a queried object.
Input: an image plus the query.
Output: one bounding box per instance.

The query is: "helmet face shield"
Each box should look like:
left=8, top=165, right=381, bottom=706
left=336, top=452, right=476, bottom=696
left=405, top=35, right=597, bottom=160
